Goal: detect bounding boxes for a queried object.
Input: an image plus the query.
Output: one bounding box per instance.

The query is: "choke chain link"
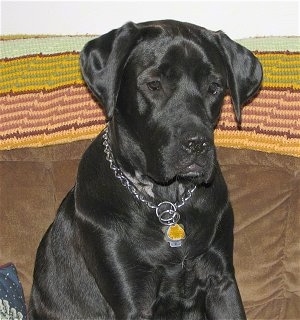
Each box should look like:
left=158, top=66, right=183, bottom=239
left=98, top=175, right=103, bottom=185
left=102, top=127, right=196, bottom=226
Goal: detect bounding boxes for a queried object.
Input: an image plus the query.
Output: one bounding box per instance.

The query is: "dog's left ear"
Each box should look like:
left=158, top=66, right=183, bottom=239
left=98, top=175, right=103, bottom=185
left=80, top=22, right=140, bottom=119
left=216, top=31, right=263, bottom=123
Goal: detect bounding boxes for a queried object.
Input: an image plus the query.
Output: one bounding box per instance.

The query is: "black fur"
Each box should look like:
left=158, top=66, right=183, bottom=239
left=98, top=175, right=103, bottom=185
left=29, top=20, right=262, bottom=319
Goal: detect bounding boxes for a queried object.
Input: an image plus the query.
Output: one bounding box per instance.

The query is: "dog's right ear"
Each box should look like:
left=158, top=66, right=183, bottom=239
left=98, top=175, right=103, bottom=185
left=80, top=22, right=140, bottom=119
left=215, top=31, right=263, bottom=124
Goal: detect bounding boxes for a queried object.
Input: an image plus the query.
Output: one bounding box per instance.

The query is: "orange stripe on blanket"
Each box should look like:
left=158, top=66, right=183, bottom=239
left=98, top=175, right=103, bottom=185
left=1, top=85, right=299, bottom=156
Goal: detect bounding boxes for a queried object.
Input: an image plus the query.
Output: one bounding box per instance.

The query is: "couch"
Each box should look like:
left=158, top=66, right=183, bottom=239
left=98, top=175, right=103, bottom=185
left=1, top=35, right=299, bottom=319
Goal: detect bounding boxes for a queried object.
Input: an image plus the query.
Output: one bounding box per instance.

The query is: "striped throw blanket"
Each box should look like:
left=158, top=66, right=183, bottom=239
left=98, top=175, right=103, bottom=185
left=1, top=36, right=299, bottom=156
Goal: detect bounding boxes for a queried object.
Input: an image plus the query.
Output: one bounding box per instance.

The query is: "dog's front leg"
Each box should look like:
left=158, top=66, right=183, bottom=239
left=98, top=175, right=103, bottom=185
left=78, top=227, right=158, bottom=320
left=205, top=274, right=246, bottom=320
left=200, top=203, right=246, bottom=320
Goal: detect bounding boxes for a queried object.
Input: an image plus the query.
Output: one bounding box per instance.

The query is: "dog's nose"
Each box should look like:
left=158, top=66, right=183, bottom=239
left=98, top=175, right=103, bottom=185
left=183, top=136, right=211, bottom=154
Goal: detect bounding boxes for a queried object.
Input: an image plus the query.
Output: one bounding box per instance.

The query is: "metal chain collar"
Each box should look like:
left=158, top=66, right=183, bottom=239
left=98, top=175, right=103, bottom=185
left=102, top=127, right=196, bottom=226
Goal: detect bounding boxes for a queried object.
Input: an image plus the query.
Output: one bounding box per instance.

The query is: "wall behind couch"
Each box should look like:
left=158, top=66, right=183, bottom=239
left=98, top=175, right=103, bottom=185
left=1, top=0, right=299, bottom=39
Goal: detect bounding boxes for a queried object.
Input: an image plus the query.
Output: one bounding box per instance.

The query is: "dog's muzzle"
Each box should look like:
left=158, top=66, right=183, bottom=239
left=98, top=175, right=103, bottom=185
left=176, top=134, right=215, bottom=183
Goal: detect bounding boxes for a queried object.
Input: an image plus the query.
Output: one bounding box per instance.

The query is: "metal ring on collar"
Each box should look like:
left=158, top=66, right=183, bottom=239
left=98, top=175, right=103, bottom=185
left=156, top=201, right=180, bottom=226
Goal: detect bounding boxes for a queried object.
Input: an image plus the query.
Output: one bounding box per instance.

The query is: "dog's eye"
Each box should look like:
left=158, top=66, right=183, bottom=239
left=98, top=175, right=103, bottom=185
left=147, top=80, right=161, bottom=91
left=208, top=82, right=221, bottom=95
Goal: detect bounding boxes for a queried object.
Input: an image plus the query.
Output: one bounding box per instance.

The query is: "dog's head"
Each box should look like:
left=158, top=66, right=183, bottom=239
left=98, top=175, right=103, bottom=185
left=81, top=20, right=262, bottom=185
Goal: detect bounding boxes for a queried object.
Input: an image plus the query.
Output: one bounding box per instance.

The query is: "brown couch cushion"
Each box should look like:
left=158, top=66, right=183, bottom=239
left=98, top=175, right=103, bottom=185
left=218, top=148, right=300, bottom=319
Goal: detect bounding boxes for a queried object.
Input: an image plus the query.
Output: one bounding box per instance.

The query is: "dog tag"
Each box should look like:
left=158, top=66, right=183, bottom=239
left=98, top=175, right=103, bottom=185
left=164, top=224, right=186, bottom=247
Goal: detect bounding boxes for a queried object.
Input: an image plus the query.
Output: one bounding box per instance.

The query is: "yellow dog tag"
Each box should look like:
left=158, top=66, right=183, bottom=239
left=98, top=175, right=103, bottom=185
left=167, top=224, right=186, bottom=240
left=164, top=224, right=186, bottom=247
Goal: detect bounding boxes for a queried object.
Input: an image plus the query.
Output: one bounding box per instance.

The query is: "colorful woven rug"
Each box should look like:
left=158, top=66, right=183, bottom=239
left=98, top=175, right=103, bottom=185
left=1, top=36, right=299, bottom=156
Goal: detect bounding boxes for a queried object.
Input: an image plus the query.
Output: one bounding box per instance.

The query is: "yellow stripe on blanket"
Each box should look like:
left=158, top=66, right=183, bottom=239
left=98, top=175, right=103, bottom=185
left=1, top=52, right=299, bottom=94
left=215, top=130, right=300, bottom=157
left=0, top=123, right=106, bottom=150
left=0, top=53, right=82, bottom=94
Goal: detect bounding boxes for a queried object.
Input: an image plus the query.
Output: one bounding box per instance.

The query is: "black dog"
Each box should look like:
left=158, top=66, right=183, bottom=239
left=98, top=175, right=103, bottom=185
left=29, top=20, right=262, bottom=319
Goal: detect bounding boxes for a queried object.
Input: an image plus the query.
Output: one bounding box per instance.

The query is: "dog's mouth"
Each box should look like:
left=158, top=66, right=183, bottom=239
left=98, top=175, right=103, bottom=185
left=179, top=163, right=203, bottom=176
left=176, top=163, right=210, bottom=183
left=147, top=162, right=214, bottom=187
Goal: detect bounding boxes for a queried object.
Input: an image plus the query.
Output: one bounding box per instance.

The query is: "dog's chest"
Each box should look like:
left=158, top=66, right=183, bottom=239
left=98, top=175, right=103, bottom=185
left=160, top=260, right=198, bottom=296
